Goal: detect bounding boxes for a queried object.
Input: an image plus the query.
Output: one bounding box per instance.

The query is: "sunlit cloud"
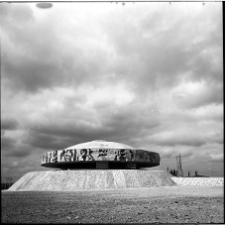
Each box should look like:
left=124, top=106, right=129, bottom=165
left=1, top=2, right=223, bottom=181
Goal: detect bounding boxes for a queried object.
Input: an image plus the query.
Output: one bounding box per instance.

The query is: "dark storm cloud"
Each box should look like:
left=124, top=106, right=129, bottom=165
left=1, top=133, right=31, bottom=157
left=1, top=2, right=222, bottom=101
left=1, top=3, right=109, bottom=94
left=1, top=117, right=19, bottom=130
left=1, top=8, right=66, bottom=94
left=3, top=56, right=65, bottom=93
left=24, top=121, right=131, bottom=150
left=4, top=146, right=31, bottom=157
left=20, top=97, right=161, bottom=150
left=24, top=131, right=70, bottom=150
left=2, top=34, right=107, bottom=94
left=24, top=127, right=119, bottom=150
left=1, top=136, right=16, bottom=149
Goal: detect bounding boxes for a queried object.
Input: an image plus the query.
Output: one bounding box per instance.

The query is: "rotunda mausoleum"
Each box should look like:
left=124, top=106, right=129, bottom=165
left=41, top=140, right=160, bottom=169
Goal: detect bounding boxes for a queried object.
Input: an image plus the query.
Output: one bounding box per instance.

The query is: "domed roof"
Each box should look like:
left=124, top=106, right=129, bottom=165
left=65, top=140, right=135, bottom=150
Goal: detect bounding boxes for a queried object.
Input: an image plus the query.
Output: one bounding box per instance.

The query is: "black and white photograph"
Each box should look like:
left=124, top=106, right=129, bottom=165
left=1, top=1, right=223, bottom=224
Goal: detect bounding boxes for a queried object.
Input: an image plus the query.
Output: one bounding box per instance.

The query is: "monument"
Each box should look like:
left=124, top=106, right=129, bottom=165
left=41, top=140, right=160, bottom=169
left=8, top=140, right=177, bottom=191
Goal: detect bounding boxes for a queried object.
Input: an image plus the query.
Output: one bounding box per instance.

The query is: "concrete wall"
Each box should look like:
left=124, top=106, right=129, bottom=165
left=41, top=149, right=160, bottom=166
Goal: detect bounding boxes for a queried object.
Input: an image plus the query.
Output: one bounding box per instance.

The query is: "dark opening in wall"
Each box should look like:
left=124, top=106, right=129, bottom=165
left=59, top=162, right=96, bottom=169
left=45, top=161, right=154, bottom=170
left=108, top=162, right=139, bottom=169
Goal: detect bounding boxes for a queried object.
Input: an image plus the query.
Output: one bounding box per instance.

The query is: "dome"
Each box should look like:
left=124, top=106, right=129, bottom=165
left=41, top=140, right=160, bottom=170
left=66, top=140, right=134, bottom=150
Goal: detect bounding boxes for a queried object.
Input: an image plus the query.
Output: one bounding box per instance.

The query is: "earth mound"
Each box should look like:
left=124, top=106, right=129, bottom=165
left=8, top=170, right=176, bottom=191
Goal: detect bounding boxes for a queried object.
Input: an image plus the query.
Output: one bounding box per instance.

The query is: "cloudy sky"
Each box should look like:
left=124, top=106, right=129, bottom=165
left=1, top=2, right=223, bottom=182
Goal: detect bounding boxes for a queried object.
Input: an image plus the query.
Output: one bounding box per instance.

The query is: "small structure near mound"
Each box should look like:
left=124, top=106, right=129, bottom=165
left=8, top=140, right=176, bottom=191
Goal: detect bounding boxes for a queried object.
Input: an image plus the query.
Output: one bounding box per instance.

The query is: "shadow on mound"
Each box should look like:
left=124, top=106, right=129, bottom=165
left=8, top=170, right=176, bottom=191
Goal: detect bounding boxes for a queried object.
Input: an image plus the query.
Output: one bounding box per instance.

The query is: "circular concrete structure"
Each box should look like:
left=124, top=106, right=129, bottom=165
left=41, top=140, right=160, bottom=169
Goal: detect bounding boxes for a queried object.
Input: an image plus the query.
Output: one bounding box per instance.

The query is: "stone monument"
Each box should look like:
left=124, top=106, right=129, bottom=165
left=8, top=140, right=177, bottom=191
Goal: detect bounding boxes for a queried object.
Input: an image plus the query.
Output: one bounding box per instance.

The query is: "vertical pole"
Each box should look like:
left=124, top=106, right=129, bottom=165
left=176, top=155, right=179, bottom=176
left=180, top=154, right=183, bottom=177
left=176, top=154, right=183, bottom=177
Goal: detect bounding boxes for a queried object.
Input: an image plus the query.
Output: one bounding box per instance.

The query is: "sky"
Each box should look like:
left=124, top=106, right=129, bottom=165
left=1, top=1, right=223, bottom=182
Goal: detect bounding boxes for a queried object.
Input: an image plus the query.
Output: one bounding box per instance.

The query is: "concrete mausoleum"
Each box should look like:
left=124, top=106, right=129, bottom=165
left=9, top=140, right=178, bottom=191
left=41, top=140, right=160, bottom=170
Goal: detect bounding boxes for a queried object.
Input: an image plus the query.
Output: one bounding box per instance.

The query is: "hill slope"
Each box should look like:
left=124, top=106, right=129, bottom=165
left=8, top=170, right=176, bottom=191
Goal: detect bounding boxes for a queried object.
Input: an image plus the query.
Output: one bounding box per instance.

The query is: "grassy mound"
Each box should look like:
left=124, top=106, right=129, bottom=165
left=8, top=170, right=176, bottom=191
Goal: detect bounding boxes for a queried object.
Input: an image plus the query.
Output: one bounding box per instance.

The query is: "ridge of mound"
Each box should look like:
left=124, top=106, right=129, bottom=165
left=8, top=170, right=176, bottom=191
left=171, top=177, right=224, bottom=186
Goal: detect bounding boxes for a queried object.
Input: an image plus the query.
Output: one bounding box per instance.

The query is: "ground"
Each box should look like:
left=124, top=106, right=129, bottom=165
left=1, top=186, right=223, bottom=223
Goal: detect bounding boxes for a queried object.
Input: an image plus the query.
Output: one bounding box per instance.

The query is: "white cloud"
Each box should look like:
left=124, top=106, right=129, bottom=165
left=210, top=153, right=223, bottom=162
left=1, top=2, right=223, bottom=180
left=173, top=80, right=223, bottom=109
